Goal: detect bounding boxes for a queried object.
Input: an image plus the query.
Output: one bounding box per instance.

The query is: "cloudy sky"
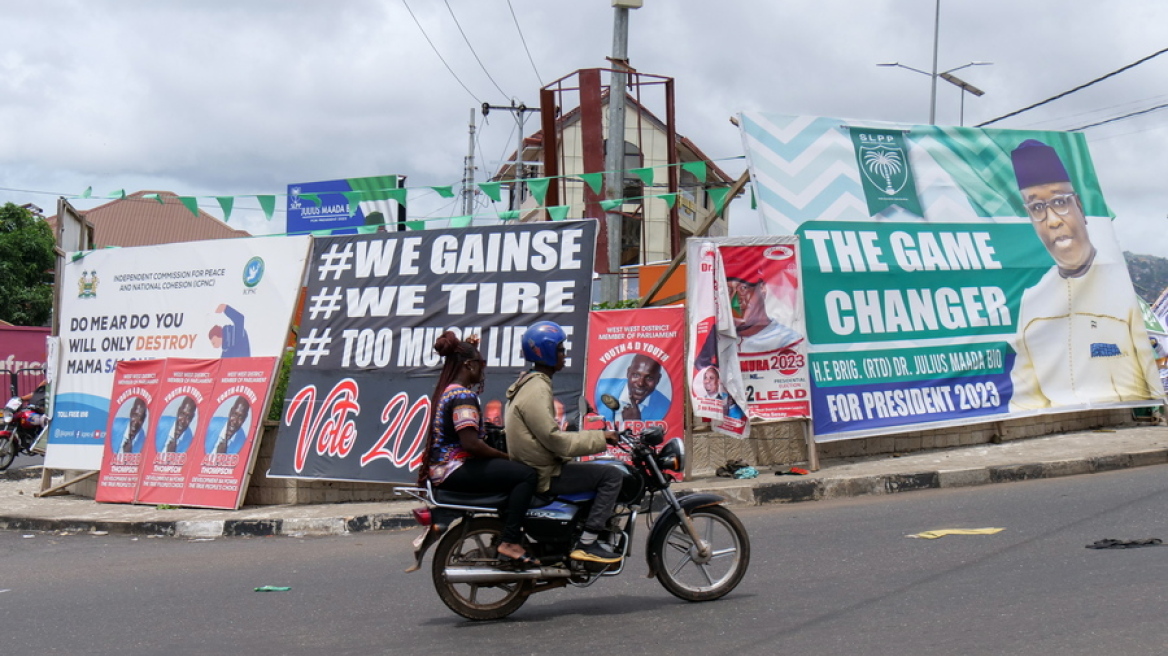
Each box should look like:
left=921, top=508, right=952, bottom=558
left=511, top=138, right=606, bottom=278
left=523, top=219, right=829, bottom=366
left=3, top=0, right=1167, bottom=257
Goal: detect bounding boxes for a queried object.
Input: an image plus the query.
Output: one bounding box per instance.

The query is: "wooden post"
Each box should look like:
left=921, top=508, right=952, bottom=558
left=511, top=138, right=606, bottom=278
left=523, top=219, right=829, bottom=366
left=638, top=170, right=750, bottom=308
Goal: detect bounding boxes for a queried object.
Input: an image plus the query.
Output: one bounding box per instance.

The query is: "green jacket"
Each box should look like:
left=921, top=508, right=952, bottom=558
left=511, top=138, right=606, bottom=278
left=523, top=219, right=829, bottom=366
left=504, top=371, right=607, bottom=493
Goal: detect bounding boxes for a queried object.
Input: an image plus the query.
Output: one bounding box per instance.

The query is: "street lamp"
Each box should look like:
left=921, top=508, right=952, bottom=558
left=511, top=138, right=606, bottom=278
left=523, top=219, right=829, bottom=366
left=877, top=61, right=992, bottom=125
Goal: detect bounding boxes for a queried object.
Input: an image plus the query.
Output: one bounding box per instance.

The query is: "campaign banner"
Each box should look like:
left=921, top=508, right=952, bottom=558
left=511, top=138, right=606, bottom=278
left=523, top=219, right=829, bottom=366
left=135, top=359, right=218, bottom=506
left=95, top=360, right=163, bottom=503
left=687, top=236, right=811, bottom=436
left=287, top=175, right=403, bottom=234
left=181, top=357, right=277, bottom=509
left=687, top=242, right=749, bottom=437
left=584, top=307, right=685, bottom=463
left=741, top=113, right=1164, bottom=441
left=269, top=220, right=597, bottom=483
left=50, top=236, right=310, bottom=470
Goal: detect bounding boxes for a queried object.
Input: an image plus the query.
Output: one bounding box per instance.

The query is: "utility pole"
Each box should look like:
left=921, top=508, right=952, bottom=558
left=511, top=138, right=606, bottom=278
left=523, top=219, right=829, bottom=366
left=462, top=109, right=477, bottom=217
left=928, top=0, right=940, bottom=124
left=601, top=0, right=640, bottom=304
left=481, top=101, right=540, bottom=212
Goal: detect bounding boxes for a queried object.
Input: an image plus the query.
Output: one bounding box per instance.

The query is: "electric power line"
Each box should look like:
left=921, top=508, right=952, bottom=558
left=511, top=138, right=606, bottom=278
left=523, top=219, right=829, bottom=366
left=507, top=0, right=543, bottom=87
left=401, top=0, right=482, bottom=104
left=444, top=0, right=510, bottom=100
left=977, top=45, right=1168, bottom=127
left=1071, top=102, right=1168, bottom=132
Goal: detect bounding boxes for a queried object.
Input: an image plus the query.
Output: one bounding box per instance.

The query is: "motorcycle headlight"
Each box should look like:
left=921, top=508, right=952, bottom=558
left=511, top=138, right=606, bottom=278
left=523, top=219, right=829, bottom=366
left=1, top=408, right=13, bottom=422
left=655, top=437, right=685, bottom=472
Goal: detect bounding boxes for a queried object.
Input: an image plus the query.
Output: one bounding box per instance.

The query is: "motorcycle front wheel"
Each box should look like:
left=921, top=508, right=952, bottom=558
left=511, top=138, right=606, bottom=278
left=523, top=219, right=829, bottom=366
left=650, top=505, right=750, bottom=602
left=0, top=434, right=17, bottom=471
left=431, top=517, right=532, bottom=621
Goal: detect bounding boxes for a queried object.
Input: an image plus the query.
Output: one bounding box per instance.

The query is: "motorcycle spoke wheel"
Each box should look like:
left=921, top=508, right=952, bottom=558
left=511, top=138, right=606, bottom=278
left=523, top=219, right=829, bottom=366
left=431, top=517, right=531, bottom=621
left=0, top=437, right=16, bottom=471
left=652, top=506, right=750, bottom=602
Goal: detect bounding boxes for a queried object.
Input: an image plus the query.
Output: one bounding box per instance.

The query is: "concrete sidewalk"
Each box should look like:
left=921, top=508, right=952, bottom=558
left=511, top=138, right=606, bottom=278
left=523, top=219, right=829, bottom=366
left=3, top=424, right=1166, bottom=539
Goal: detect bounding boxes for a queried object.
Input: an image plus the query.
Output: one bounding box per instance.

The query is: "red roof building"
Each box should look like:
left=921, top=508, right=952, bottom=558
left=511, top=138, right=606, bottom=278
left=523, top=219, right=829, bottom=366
left=47, top=191, right=249, bottom=248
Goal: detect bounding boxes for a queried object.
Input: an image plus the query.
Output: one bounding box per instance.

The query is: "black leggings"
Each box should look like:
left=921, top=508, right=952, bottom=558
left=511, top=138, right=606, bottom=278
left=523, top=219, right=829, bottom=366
left=439, top=458, right=537, bottom=545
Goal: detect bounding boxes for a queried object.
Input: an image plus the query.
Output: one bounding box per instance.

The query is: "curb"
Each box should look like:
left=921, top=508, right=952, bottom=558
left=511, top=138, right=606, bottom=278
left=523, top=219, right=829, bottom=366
left=4, top=447, right=1167, bottom=538
left=681, top=447, right=1168, bottom=507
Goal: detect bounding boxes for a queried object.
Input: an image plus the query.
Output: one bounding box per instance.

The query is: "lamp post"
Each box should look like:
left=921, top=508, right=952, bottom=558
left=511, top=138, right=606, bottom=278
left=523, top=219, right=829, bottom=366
left=877, top=61, right=991, bottom=125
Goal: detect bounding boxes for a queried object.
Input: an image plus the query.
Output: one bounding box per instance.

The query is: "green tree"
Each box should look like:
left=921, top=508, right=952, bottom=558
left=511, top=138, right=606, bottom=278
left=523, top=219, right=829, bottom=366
left=0, top=203, right=55, bottom=326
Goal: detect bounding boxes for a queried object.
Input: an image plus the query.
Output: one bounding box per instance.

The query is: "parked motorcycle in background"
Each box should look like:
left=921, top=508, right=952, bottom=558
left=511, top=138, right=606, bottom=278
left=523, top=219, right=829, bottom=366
left=0, top=395, right=48, bottom=470
left=397, top=424, right=751, bottom=620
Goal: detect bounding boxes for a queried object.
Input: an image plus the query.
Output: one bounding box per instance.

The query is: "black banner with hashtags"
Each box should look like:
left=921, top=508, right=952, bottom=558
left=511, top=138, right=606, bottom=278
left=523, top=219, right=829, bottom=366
left=268, top=221, right=597, bottom=483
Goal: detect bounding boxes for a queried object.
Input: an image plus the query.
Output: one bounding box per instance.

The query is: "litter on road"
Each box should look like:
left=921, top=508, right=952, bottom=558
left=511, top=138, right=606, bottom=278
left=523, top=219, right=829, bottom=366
left=906, top=528, right=1006, bottom=539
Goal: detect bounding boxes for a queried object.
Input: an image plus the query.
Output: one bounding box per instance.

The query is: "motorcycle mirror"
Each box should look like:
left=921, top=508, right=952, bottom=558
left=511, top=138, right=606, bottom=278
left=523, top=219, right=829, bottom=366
left=641, top=425, right=665, bottom=447
left=600, top=394, right=620, bottom=412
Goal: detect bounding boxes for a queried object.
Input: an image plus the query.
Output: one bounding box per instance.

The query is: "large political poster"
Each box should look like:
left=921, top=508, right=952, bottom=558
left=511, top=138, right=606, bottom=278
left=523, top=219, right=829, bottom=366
left=687, top=236, right=811, bottom=437
left=97, top=357, right=277, bottom=509
left=181, top=357, right=277, bottom=509
left=740, top=113, right=1165, bottom=441
left=584, top=306, right=685, bottom=446
left=95, top=359, right=162, bottom=503
left=269, top=220, right=597, bottom=483
left=50, top=236, right=311, bottom=470
left=136, top=359, right=218, bottom=506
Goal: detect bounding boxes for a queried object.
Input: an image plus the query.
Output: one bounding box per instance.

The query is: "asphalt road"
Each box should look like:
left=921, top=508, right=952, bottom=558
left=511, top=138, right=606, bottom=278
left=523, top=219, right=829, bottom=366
left=4, top=466, right=1168, bottom=655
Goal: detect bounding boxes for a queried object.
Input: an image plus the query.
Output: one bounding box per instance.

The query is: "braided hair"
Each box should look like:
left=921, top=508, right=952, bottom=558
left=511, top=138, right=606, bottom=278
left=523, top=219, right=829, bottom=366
left=417, top=331, right=483, bottom=484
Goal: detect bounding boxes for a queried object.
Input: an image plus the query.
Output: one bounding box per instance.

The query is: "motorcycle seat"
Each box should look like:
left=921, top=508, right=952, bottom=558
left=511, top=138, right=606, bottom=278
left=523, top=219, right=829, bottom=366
left=432, top=489, right=509, bottom=507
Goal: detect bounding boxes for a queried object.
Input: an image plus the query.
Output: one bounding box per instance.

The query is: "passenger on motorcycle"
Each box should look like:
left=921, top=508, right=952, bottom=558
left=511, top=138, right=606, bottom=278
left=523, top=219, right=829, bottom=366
left=420, top=331, right=539, bottom=568
left=505, top=321, right=622, bottom=564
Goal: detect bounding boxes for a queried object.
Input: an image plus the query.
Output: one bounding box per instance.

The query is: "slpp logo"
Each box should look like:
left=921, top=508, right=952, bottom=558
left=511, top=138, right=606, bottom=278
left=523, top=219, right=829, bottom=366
left=848, top=127, right=923, bottom=218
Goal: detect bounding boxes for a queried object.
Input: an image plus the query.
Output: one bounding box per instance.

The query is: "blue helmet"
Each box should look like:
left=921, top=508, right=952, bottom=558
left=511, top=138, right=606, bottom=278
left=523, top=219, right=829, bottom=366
left=522, top=321, right=566, bottom=367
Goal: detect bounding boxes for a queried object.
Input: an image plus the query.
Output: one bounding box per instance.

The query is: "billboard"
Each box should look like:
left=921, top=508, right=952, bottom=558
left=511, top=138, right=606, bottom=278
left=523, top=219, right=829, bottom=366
left=50, top=236, right=310, bottom=469
left=269, top=220, right=597, bottom=483
left=687, top=236, right=811, bottom=437
left=286, top=175, right=403, bottom=234
left=740, top=113, right=1164, bottom=441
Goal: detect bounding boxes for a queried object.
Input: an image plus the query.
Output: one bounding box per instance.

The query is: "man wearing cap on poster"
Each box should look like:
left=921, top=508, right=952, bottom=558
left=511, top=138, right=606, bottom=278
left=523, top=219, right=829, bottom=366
left=1008, top=138, right=1161, bottom=410
left=727, top=274, right=802, bottom=354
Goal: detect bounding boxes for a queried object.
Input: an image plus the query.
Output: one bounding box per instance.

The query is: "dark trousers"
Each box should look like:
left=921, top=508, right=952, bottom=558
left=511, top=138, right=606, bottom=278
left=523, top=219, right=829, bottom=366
left=439, top=458, right=537, bottom=544
left=548, top=462, right=623, bottom=534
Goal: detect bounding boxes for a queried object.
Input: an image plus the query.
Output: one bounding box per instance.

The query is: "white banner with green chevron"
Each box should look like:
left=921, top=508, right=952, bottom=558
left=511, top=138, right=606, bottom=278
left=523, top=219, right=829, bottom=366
left=739, top=113, right=1165, bottom=441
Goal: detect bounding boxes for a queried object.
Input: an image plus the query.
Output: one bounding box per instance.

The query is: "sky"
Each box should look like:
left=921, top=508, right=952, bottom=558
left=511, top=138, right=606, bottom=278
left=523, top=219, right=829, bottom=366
left=3, top=0, right=1167, bottom=257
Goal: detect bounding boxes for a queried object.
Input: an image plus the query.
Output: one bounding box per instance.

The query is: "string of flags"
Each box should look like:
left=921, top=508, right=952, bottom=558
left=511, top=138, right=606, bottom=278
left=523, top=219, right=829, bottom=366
left=71, top=157, right=743, bottom=231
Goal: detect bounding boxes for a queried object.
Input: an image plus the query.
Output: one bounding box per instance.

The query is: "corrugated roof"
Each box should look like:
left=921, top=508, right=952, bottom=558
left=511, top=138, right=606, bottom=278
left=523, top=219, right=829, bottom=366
left=49, top=191, right=250, bottom=248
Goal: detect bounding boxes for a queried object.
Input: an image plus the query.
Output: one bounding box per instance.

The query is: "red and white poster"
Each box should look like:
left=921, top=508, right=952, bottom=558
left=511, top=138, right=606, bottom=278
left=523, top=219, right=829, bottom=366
left=181, top=357, right=277, bottom=509
left=135, top=359, right=218, bottom=506
left=687, top=237, right=811, bottom=436
left=95, top=360, right=164, bottom=503
left=584, top=307, right=685, bottom=475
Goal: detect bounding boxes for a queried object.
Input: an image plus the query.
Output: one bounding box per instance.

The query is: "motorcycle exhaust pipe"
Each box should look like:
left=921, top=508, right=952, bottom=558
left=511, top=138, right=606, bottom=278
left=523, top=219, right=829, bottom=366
left=443, top=566, right=571, bottom=583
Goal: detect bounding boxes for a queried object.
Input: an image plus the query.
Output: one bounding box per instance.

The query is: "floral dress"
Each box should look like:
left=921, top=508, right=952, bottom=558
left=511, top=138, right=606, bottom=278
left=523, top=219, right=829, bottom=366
left=427, top=383, right=485, bottom=485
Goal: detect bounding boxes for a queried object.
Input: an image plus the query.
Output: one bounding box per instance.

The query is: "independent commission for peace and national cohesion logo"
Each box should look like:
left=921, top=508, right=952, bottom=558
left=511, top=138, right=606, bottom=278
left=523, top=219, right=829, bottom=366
left=243, top=257, right=265, bottom=288
left=78, top=270, right=99, bottom=298
left=848, top=126, right=923, bottom=217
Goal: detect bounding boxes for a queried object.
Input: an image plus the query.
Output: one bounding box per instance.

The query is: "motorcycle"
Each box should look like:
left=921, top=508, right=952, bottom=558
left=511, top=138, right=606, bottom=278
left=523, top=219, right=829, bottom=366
left=396, top=425, right=751, bottom=620
left=0, top=396, right=47, bottom=471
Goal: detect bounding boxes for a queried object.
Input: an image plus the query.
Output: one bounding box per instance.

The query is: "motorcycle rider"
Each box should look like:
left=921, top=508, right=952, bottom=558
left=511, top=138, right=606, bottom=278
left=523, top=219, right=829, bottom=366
left=422, top=331, right=538, bottom=567
left=505, top=321, right=623, bottom=564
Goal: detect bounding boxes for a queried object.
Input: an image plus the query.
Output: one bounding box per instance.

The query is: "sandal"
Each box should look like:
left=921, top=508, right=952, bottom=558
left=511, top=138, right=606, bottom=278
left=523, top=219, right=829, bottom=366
left=497, top=551, right=538, bottom=568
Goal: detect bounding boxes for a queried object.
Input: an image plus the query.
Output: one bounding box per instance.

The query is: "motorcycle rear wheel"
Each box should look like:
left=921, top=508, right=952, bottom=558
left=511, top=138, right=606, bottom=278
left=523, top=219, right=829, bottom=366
left=650, top=505, right=750, bottom=602
left=0, top=435, right=17, bottom=471
left=431, top=517, right=532, bottom=621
